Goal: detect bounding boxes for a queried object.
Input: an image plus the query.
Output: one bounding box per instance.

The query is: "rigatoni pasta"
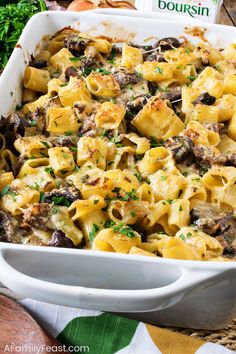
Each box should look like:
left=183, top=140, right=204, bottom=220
left=0, top=29, right=235, bottom=261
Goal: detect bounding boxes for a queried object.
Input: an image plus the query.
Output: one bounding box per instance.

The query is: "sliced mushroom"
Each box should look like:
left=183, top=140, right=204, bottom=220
left=0, top=113, right=29, bottom=147
left=44, top=187, right=81, bottom=205
left=0, top=210, right=13, bottom=242
left=64, top=35, right=91, bottom=56
left=30, top=59, right=48, bottom=69
left=23, top=203, right=52, bottom=231
left=193, top=145, right=227, bottom=167
left=154, top=37, right=181, bottom=51
left=49, top=230, right=77, bottom=248
left=165, top=136, right=194, bottom=164
left=192, top=92, right=216, bottom=106
left=113, top=71, right=142, bottom=89
left=126, top=94, right=151, bottom=119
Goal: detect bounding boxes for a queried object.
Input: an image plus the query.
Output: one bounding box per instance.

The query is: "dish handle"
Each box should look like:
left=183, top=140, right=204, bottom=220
left=0, top=246, right=230, bottom=312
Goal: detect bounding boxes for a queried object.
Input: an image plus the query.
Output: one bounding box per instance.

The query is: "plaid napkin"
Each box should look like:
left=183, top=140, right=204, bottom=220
left=13, top=297, right=233, bottom=354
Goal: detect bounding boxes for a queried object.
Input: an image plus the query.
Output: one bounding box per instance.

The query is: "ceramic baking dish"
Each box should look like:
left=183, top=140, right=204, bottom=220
left=0, top=10, right=236, bottom=330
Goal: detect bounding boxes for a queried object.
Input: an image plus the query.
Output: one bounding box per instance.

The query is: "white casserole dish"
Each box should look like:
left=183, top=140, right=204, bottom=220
left=0, top=10, right=236, bottom=330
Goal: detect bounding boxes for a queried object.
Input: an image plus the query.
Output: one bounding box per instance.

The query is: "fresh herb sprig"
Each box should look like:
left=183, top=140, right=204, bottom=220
left=0, top=0, right=47, bottom=69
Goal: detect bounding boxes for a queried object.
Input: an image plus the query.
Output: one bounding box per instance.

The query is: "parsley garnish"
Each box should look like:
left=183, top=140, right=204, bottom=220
left=199, top=166, right=208, bottom=176
left=185, top=48, right=191, bottom=54
left=65, top=130, right=73, bottom=136
left=108, top=48, right=116, bottom=64
left=187, top=76, right=197, bottom=82
left=123, top=189, right=139, bottom=201
left=154, top=67, right=163, bottom=74
left=39, top=191, right=45, bottom=203
left=130, top=211, right=137, bottom=217
left=111, top=135, right=123, bottom=148
left=150, top=137, right=164, bottom=148
left=95, top=68, right=111, bottom=75
left=161, top=175, right=167, bottom=181
left=29, top=120, right=37, bottom=127
left=45, top=167, right=55, bottom=177
left=69, top=57, right=80, bottom=62
left=52, top=206, right=59, bottom=214
left=179, top=204, right=183, bottom=212
left=40, top=141, right=50, bottom=149
left=52, top=196, right=71, bottom=207
left=112, top=223, right=136, bottom=238
left=187, top=232, right=192, bottom=238
left=89, top=224, right=100, bottom=243
left=179, top=233, right=185, bottom=241
left=104, top=219, right=115, bottom=228
left=0, top=185, right=10, bottom=198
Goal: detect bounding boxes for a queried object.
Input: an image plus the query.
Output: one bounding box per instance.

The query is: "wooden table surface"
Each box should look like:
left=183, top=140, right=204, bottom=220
left=220, top=0, right=235, bottom=26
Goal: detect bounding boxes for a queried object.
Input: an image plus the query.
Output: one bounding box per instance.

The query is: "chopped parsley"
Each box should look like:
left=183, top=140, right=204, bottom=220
left=0, top=185, right=17, bottom=201
left=135, top=154, right=144, bottom=161
left=29, top=120, right=37, bottom=127
left=65, top=130, right=73, bottom=136
left=161, top=175, right=167, bottom=181
left=124, top=189, right=139, bottom=201
left=185, top=48, right=191, bottom=54
left=94, top=68, right=111, bottom=75
left=104, top=219, right=115, bottom=228
left=70, top=147, right=78, bottom=152
left=150, top=137, right=164, bottom=148
left=187, top=76, right=197, bottom=82
left=112, top=223, right=136, bottom=238
left=45, top=167, right=55, bottom=177
left=89, top=224, right=100, bottom=243
left=108, top=48, right=116, bottom=64
left=52, top=206, right=59, bottom=214
left=187, top=232, right=192, bottom=238
left=179, top=204, right=183, bottom=212
left=110, top=135, right=123, bottom=148
left=39, top=191, right=45, bottom=203
left=199, top=166, right=208, bottom=176
left=154, top=67, right=163, bottom=74
left=52, top=196, right=71, bottom=207
left=179, top=233, right=185, bottom=241
left=40, top=141, right=50, bottom=149
left=0, top=185, right=10, bottom=198
left=192, top=177, right=201, bottom=182
left=134, top=172, right=142, bottom=183
left=69, top=57, right=81, bottom=62
left=130, top=211, right=137, bottom=217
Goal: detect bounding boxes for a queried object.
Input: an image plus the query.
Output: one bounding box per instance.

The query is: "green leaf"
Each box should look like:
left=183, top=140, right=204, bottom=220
left=104, top=219, right=115, bottom=228
left=94, top=68, right=111, bottom=75
left=0, top=185, right=10, bottom=198
left=40, top=140, right=50, bottom=148
left=0, top=0, right=47, bottom=69
left=112, top=223, right=136, bottom=238
left=52, top=196, right=71, bottom=207
left=57, top=313, right=139, bottom=354
left=39, top=191, right=45, bottom=203
left=154, top=67, right=163, bottom=74
left=89, top=224, right=100, bottom=244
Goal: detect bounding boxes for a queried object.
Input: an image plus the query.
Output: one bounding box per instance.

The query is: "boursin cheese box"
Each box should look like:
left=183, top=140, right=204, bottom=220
left=135, top=0, right=223, bottom=23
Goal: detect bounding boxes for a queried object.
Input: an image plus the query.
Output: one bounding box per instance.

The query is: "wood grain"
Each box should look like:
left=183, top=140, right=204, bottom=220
left=223, top=0, right=236, bottom=26
left=0, top=295, right=67, bottom=354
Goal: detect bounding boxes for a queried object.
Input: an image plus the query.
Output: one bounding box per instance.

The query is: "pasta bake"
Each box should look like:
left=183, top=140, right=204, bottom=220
left=0, top=28, right=236, bottom=261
